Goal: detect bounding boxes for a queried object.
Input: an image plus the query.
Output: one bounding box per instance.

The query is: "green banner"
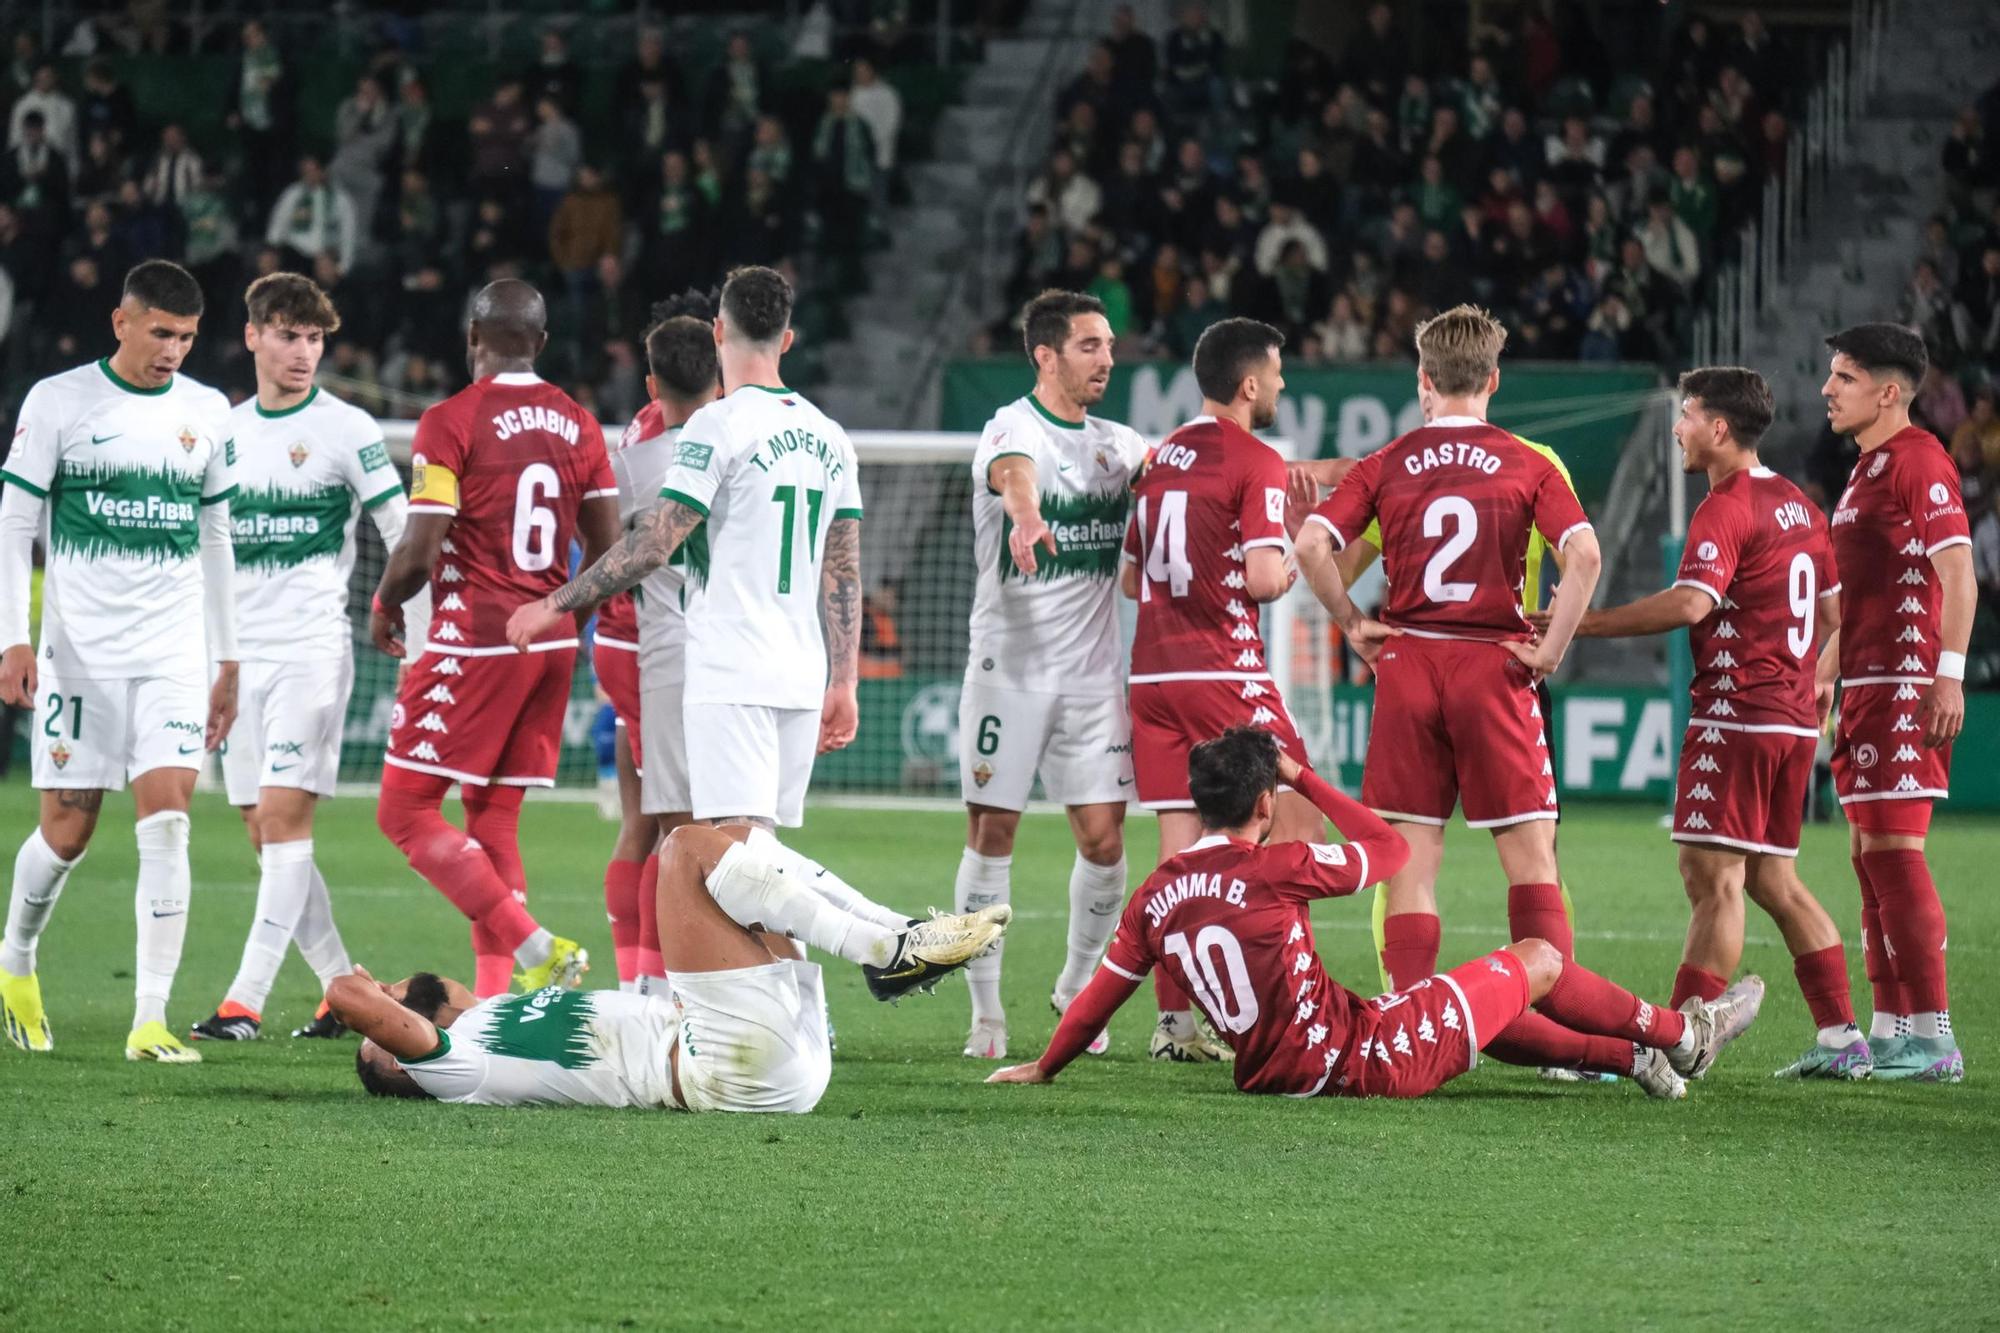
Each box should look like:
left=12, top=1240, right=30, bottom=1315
left=941, top=360, right=1662, bottom=507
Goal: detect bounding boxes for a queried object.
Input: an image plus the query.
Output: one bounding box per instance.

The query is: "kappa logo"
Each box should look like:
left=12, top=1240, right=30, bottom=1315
left=1392, top=1026, right=1413, bottom=1057
left=1708, top=651, right=1739, bottom=669
left=1688, top=783, right=1715, bottom=801
left=1287, top=922, right=1305, bottom=944
left=1900, top=538, right=1925, bottom=556
left=1683, top=812, right=1712, bottom=830
left=435, top=657, right=463, bottom=676
left=1636, top=1000, right=1656, bottom=1033
left=1706, top=699, right=1737, bottom=717
left=1224, top=598, right=1248, bottom=619
left=1856, top=743, right=1878, bottom=769
left=1898, top=625, right=1926, bottom=644
left=1897, top=596, right=1924, bottom=614
left=1295, top=998, right=1318, bottom=1024
left=1442, top=1002, right=1461, bottom=1032
left=1711, top=674, right=1737, bottom=692
left=1233, top=649, right=1263, bottom=669
left=1712, top=621, right=1739, bottom=639
left=1230, top=622, right=1259, bottom=642
left=1853, top=775, right=1871, bottom=790
left=1540, top=758, right=1552, bottom=776
left=432, top=622, right=464, bottom=642
left=440, top=592, right=467, bottom=612
left=440, top=538, right=457, bottom=554
left=1544, top=787, right=1558, bottom=805
left=1224, top=543, right=1244, bottom=561
left=416, top=712, right=449, bottom=734
left=1697, top=727, right=1725, bottom=744
left=1249, top=705, right=1278, bottom=726
left=1696, top=540, right=1719, bottom=561
left=1894, top=775, right=1922, bottom=793
left=1692, top=754, right=1721, bottom=773
left=1720, top=596, right=1739, bottom=610
left=1240, top=680, right=1268, bottom=699
left=1899, top=568, right=1927, bottom=586
left=1221, top=570, right=1246, bottom=590
left=1897, top=655, right=1924, bottom=673
left=1305, top=1022, right=1330, bottom=1048
left=1892, top=714, right=1917, bottom=732
left=439, top=564, right=463, bottom=583
left=1892, top=744, right=1920, bottom=763
left=1417, top=1015, right=1438, bottom=1044
left=1291, top=952, right=1311, bottom=975
left=411, top=741, right=441, bottom=762
left=1894, top=683, right=1922, bottom=701
left=423, top=684, right=457, bottom=704
left=971, top=760, right=993, bottom=789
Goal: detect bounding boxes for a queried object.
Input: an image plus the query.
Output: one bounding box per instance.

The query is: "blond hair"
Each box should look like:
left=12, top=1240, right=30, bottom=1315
left=1414, top=304, right=1506, bottom=397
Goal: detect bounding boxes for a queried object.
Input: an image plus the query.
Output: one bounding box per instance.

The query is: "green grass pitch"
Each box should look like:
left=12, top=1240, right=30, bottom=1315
left=2, top=786, right=1997, bottom=1330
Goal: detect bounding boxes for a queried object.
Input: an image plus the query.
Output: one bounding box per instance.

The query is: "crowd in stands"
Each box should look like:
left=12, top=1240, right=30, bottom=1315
left=995, top=3, right=1801, bottom=369
left=1902, top=86, right=2000, bottom=670
left=0, top=15, right=915, bottom=418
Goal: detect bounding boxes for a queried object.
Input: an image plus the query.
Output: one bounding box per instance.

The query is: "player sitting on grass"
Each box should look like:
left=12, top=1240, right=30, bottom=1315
left=329, top=825, right=1009, bottom=1112
left=989, top=728, right=1764, bottom=1101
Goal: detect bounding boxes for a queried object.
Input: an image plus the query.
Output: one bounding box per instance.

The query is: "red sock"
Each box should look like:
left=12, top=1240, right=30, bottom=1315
left=1381, top=913, right=1441, bottom=990
left=635, top=852, right=663, bottom=977
left=472, top=920, right=514, bottom=998
left=605, top=859, right=643, bottom=983
left=1507, top=882, right=1572, bottom=959
left=1671, top=964, right=1728, bottom=1009
left=1853, top=854, right=1908, bottom=1014
left=1537, top=962, right=1687, bottom=1048
left=463, top=785, right=527, bottom=895
left=1792, top=943, right=1856, bottom=1030
left=1863, top=848, right=1949, bottom=1014
left=377, top=767, right=537, bottom=952
left=1484, top=1010, right=1634, bottom=1076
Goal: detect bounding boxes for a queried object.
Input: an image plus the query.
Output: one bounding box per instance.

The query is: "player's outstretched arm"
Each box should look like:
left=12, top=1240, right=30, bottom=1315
left=324, top=969, right=442, bottom=1061
left=1534, top=583, right=1710, bottom=640
left=372, top=511, right=453, bottom=656
left=818, top=516, right=862, bottom=754
left=988, top=964, right=1141, bottom=1086
left=991, top=455, right=1056, bottom=576
left=1920, top=544, right=1975, bottom=747
left=0, top=484, right=43, bottom=706
left=505, top=498, right=705, bottom=649
left=1295, top=521, right=1398, bottom=664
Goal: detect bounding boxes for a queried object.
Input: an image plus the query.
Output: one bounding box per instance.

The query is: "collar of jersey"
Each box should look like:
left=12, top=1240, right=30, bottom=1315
left=254, top=385, right=318, bottom=419
left=1428, top=414, right=1484, bottom=428
left=1182, top=834, right=1239, bottom=853
left=490, top=371, right=542, bottom=386
left=98, top=357, right=170, bottom=396
left=1027, top=392, right=1085, bottom=431
left=740, top=383, right=793, bottom=396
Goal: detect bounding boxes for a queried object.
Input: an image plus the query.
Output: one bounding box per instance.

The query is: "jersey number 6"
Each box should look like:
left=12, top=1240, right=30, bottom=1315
left=513, top=463, right=560, bottom=572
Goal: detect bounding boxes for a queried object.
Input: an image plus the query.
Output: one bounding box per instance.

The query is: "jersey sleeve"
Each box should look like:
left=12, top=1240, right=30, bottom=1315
left=1099, top=891, right=1155, bottom=982
left=408, top=401, right=468, bottom=515
left=399, top=1029, right=488, bottom=1102
left=345, top=412, right=402, bottom=510
left=578, top=413, right=617, bottom=501
left=1307, top=451, right=1380, bottom=549
left=657, top=401, right=730, bottom=516
left=1237, top=444, right=1289, bottom=551
left=831, top=428, right=863, bottom=520
left=1529, top=455, right=1591, bottom=550
left=1813, top=509, right=1840, bottom=599
left=1892, top=445, right=1972, bottom=557
left=0, top=379, right=62, bottom=497
left=972, top=407, right=1034, bottom=494
left=1266, top=839, right=1373, bottom=904
left=1674, top=494, right=1745, bottom=606
left=201, top=399, right=237, bottom=505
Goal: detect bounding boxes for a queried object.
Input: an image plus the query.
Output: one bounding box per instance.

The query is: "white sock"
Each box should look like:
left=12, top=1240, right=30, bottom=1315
left=514, top=928, right=555, bottom=969
left=1870, top=1011, right=1910, bottom=1040
left=1056, top=853, right=1125, bottom=1001
left=132, top=811, right=192, bottom=1030
left=1912, top=1010, right=1952, bottom=1039
left=1670, top=1023, right=1697, bottom=1059
left=1817, top=1022, right=1861, bottom=1048
left=226, top=839, right=314, bottom=1014
left=1629, top=1043, right=1653, bottom=1077
left=955, top=847, right=1010, bottom=1024
left=2, top=829, right=81, bottom=975
left=636, top=971, right=671, bottom=998
left=706, top=842, right=897, bottom=967
left=1161, top=1009, right=1197, bottom=1039
left=747, top=827, right=909, bottom=928
left=619, top=979, right=639, bottom=993
left=292, top=861, right=351, bottom=988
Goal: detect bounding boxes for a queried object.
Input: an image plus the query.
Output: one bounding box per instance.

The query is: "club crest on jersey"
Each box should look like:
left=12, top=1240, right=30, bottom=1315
left=972, top=760, right=993, bottom=789
left=1928, top=482, right=1951, bottom=506
left=48, top=740, right=69, bottom=769
left=177, top=425, right=197, bottom=453
left=1868, top=454, right=1887, bottom=477
left=289, top=441, right=310, bottom=468
left=1856, top=743, right=1878, bottom=769
left=1094, top=448, right=1111, bottom=473
left=1696, top=541, right=1719, bottom=561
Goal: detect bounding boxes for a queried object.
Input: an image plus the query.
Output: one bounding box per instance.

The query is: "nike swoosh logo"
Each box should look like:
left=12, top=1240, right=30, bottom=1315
left=177, top=742, right=202, bottom=755
left=90, top=433, right=122, bottom=445
left=260, top=919, right=287, bottom=928
left=150, top=910, right=186, bottom=919
left=875, top=960, right=927, bottom=980
left=1118, top=777, right=1133, bottom=787
left=270, top=761, right=299, bottom=772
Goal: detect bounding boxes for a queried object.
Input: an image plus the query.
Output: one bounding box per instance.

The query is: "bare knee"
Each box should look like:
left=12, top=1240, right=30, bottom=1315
left=966, top=806, right=1020, bottom=858
left=1506, top=938, right=1563, bottom=999
left=39, top=791, right=101, bottom=861
left=663, top=823, right=734, bottom=879
left=1070, top=805, right=1125, bottom=865
left=1677, top=847, right=1742, bottom=906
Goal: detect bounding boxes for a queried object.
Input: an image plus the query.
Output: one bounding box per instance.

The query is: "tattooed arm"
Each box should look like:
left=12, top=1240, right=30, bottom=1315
left=817, top=516, right=862, bottom=753
left=503, top=499, right=706, bottom=650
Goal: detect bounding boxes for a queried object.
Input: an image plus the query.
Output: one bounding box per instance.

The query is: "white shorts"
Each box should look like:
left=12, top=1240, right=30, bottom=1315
left=671, top=957, right=832, bottom=1114
left=30, top=670, right=207, bottom=791
left=222, top=655, right=354, bottom=805
left=958, top=680, right=1133, bottom=811
left=638, top=673, right=692, bottom=816
left=685, top=701, right=818, bottom=828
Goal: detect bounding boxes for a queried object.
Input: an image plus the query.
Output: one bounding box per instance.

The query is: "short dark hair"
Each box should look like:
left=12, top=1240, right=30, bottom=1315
left=244, top=271, right=341, bottom=332
left=355, top=1043, right=430, bottom=1099
left=1825, top=322, right=1927, bottom=390
left=1677, top=366, right=1773, bottom=447
left=646, top=315, right=719, bottom=399
left=123, top=259, right=204, bottom=317
left=1192, top=318, right=1284, bottom=403
left=1020, top=289, right=1107, bottom=362
left=719, top=265, right=793, bottom=344
left=400, top=972, right=449, bottom=1020
left=1188, top=726, right=1280, bottom=830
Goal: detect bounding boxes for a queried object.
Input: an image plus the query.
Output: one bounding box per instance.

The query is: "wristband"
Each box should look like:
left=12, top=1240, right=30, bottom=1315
left=1936, top=651, right=1966, bottom=682
left=371, top=594, right=386, bottom=616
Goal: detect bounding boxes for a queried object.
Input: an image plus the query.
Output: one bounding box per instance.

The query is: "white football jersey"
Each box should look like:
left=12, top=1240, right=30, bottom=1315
left=612, top=417, right=690, bottom=685
left=657, top=385, right=862, bottom=709
left=966, top=394, right=1143, bottom=697
left=403, top=987, right=680, bottom=1108
left=228, top=387, right=402, bottom=662
left=1, top=359, right=233, bottom=679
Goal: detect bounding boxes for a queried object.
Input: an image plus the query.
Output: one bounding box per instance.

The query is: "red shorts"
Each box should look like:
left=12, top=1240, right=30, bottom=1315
left=1130, top=677, right=1309, bottom=809
left=1671, top=724, right=1814, bottom=856
left=385, top=645, right=578, bottom=787
left=1328, top=950, right=1533, bottom=1099
left=592, top=636, right=643, bottom=768
left=1830, top=682, right=1950, bottom=830
left=1361, top=636, right=1557, bottom=828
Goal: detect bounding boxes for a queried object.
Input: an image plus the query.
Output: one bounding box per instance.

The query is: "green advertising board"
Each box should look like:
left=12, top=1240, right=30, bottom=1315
left=941, top=360, right=1664, bottom=507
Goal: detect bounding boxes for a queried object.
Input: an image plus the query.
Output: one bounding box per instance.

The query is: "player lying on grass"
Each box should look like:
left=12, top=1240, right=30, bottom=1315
left=989, top=728, right=1763, bottom=1100
left=329, top=824, right=1010, bottom=1111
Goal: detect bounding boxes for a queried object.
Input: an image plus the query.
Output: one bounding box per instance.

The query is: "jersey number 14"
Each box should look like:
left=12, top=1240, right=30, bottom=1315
left=1136, top=491, right=1191, bottom=602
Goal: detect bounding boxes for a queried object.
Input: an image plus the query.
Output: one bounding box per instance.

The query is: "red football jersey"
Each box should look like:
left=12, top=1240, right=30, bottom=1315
left=408, top=371, right=617, bottom=649
left=592, top=400, right=668, bottom=647
left=1125, top=416, right=1291, bottom=680
left=1309, top=418, right=1591, bottom=640
left=1101, top=811, right=1397, bottom=1095
left=1673, top=466, right=1837, bottom=731
left=1829, top=427, right=1972, bottom=684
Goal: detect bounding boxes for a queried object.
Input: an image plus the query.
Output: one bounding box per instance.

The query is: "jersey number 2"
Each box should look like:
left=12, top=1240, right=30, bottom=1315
left=513, top=463, right=560, bottom=572
left=1162, top=925, right=1259, bottom=1034
left=1421, top=495, right=1478, bottom=604
left=1136, top=491, right=1191, bottom=602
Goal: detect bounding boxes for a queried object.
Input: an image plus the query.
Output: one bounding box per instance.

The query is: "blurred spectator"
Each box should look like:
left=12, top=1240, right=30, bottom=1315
left=468, top=78, right=532, bottom=197
left=1955, top=386, right=2000, bottom=476
left=1342, top=3, right=1404, bottom=106
left=1005, top=203, right=1063, bottom=307
left=617, top=28, right=681, bottom=113
left=549, top=162, right=622, bottom=290
left=849, top=58, right=903, bottom=192
left=1166, top=273, right=1224, bottom=356
left=2, top=112, right=70, bottom=226
left=1105, top=5, right=1157, bottom=106
left=331, top=74, right=395, bottom=237
left=706, top=32, right=765, bottom=149
left=79, top=60, right=136, bottom=154
left=226, top=19, right=288, bottom=214
left=813, top=84, right=877, bottom=281
left=10, top=64, right=77, bottom=169
left=1089, top=252, right=1134, bottom=336
left=1637, top=194, right=1701, bottom=294
left=1952, top=246, right=2000, bottom=361
left=530, top=96, right=583, bottom=226
left=641, top=150, right=711, bottom=295
left=1253, top=198, right=1326, bottom=275
left=140, top=123, right=201, bottom=209
left=1667, top=147, right=1717, bottom=250
left=1162, top=4, right=1226, bottom=124
left=525, top=28, right=581, bottom=112
left=392, top=78, right=437, bottom=180
left=1027, top=148, right=1100, bottom=235
left=1914, top=364, right=1969, bottom=441
left=1316, top=291, right=1369, bottom=361
left=1901, top=259, right=1956, bottom=354
left=48, top=254, right=106, bottom=365
left=266, top=155, right=357, bottom=275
